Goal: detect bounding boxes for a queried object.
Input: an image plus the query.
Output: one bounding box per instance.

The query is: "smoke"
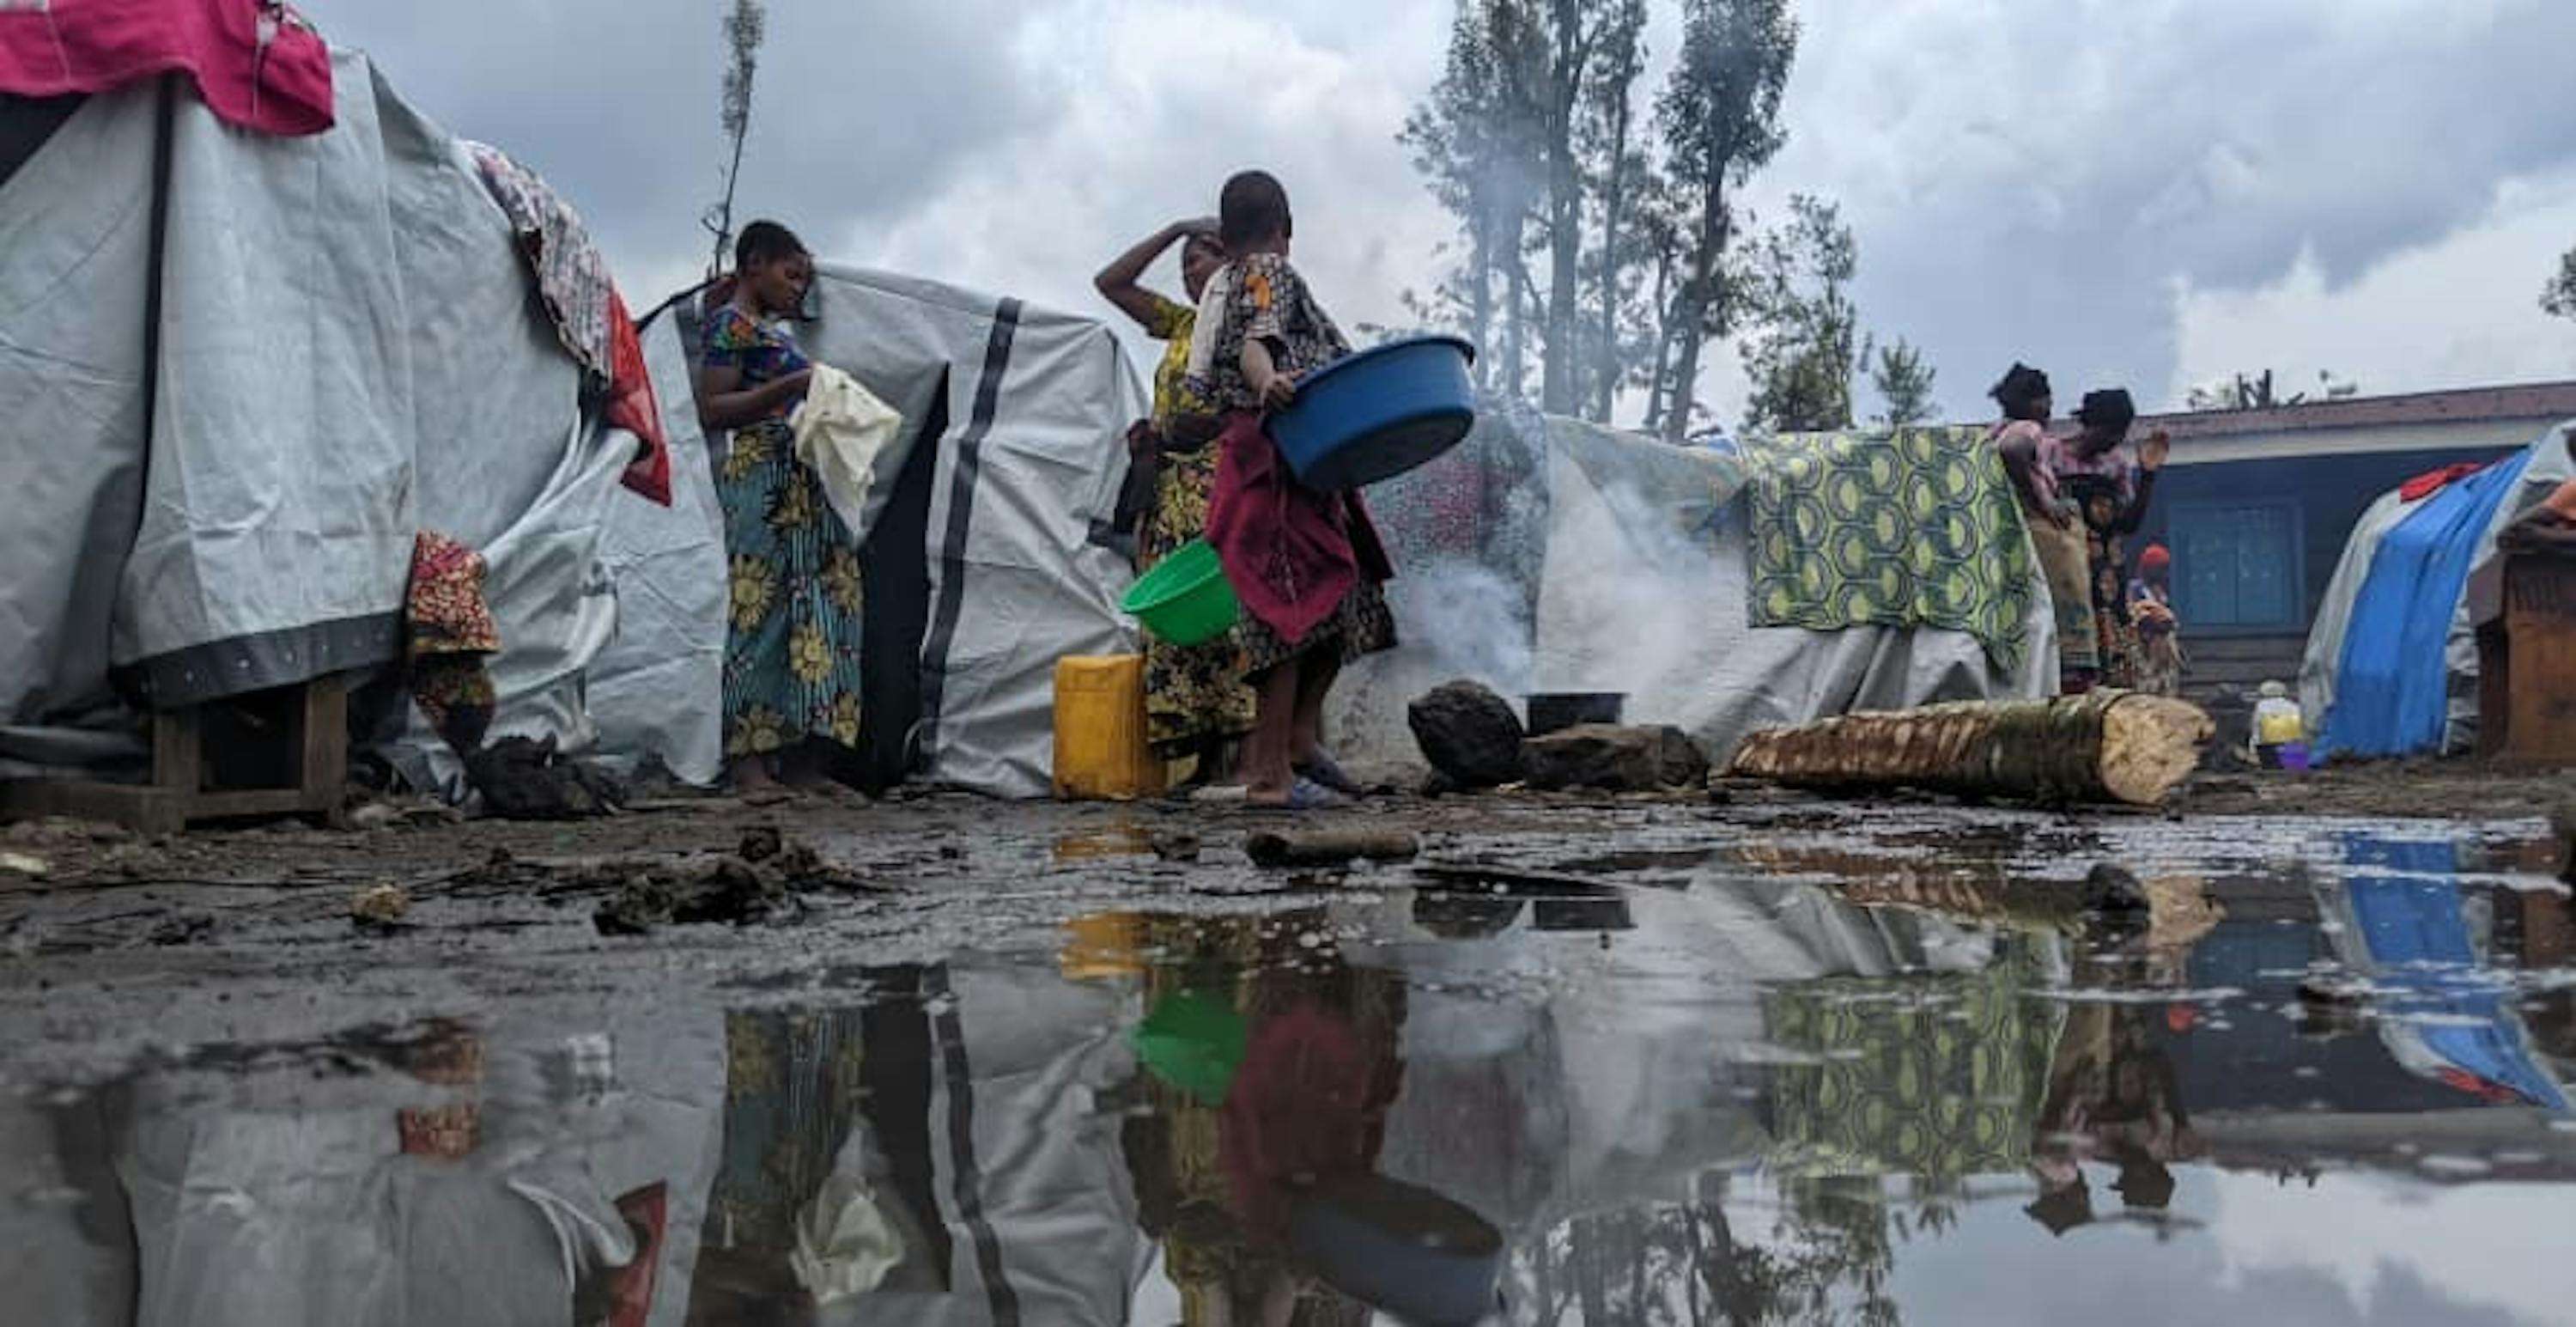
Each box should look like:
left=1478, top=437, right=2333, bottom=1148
left=1528, top=466, right=1735, bottom=737
left=1327, top=557, right=1536, bottom=777
left=1322, top=403, right=1744, bottom=776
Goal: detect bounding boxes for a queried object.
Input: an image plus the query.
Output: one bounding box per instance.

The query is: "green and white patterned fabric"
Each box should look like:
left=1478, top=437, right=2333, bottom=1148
left=1744, top=426, right=2036, bottom=673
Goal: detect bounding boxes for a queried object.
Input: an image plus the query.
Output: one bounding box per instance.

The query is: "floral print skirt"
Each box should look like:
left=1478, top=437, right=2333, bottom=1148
left=1139, top=447, right=1257, bottom=755
left=717, top=419, right=866, bottom=758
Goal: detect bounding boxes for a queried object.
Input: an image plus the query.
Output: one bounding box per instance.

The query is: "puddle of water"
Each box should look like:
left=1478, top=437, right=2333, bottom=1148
left=2, top=827, right=2571, bottom=1324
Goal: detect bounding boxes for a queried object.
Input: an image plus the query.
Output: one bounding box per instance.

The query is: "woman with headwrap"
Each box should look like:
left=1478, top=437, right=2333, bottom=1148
left=1990, top=365, right=2097, bottom=691
left=1095, top=218, right=1256, bottom=785
left=1990, top=368, right=2169, bottom=691
left=2128, top=544, right=2184, bottom=696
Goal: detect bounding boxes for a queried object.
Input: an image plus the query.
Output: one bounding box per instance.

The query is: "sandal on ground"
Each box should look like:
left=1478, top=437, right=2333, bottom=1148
left=1242, top=777, right=1348, bottom=813
left=1296, top=751, right=1367, bottom=798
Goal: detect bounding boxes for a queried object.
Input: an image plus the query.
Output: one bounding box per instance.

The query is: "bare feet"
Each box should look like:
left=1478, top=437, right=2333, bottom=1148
left=730, top=755, right=781, bottom=793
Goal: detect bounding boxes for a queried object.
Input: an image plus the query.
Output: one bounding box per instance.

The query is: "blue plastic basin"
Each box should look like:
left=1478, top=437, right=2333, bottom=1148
left=1269, top=334, right=1479, bottom=490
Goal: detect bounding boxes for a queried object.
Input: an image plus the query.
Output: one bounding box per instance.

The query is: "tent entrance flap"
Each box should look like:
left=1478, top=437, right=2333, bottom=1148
left=854, top=368, right=949, bottom=794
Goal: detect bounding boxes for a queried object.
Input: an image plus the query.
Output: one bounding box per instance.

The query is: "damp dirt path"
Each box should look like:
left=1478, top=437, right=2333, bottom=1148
left=0, top=773, right=2562, bottom=1088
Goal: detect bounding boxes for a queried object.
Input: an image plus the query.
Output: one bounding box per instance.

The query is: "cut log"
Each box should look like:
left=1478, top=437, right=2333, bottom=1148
left=1726, top=691, right=2214, bottom=807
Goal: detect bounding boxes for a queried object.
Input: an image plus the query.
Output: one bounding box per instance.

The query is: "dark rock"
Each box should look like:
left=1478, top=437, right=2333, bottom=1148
left=1407, top=681, right=1526, bottom=790
left=1652, top=727, right=1712, bottom=788
left=1151, top=831, right=1202, bottom=863
left=465, top=736, right=628, bottom=820
left=738, top=825, right=784, bottom=863
left=1522, top=724, right=1707, bottom=793
left=147, top=912, right=217, bottom=947
left=2078, top=863, right=2149, bottom=913
left=2555, top=800, right=2576, bottom=882
left=594, top=860, right=787, bottom=936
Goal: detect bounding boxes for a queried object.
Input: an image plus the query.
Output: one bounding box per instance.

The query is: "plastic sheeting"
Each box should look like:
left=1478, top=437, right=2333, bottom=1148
left=586, top=319, right=729, bottom=787
left=2317, top=836, right=2568, bottom=1111
left=1, top=50, right=703, bottom=788
left=1342, top=879, right=2032, bottom=1239
left=2303, top=423, right=2575, bottom=759
left=649, top=270, right=1146, bottom=799
left=1332, top=405, right=2053, bottom=770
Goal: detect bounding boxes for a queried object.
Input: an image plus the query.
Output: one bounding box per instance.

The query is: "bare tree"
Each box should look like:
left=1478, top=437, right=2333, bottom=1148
left=706, top=0, right=768, bottom=274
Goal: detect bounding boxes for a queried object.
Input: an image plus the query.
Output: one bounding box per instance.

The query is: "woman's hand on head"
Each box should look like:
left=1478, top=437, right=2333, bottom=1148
left=2141, top=429, right=2171, bottom=472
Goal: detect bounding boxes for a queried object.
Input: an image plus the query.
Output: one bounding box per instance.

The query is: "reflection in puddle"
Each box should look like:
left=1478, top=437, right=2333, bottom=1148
left=3, top=833, right=2571, bottom=1324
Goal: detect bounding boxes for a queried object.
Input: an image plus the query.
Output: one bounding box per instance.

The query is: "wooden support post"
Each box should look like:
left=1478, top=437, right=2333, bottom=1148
left=1, top=673, right=351, bottom=834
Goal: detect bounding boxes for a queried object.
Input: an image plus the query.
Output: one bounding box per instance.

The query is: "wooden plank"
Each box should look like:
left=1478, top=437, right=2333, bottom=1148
left=2500, top=554, right=2576, bottom=766
left=150, top=703, right=201, bottom=793
left=297, top=674, right=349, bottom=816
left=189, top=789, right=328, bottom=819
left=0, top=780, right=188, bottom=837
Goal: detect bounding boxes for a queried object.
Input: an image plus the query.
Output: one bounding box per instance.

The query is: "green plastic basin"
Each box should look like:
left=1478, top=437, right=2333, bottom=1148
left=1121, top=538, right=1240, bottom=647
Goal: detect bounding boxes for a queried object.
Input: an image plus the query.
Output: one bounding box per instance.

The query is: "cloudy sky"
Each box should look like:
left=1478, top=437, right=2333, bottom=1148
left=307, top=0, right=2576, bottom=425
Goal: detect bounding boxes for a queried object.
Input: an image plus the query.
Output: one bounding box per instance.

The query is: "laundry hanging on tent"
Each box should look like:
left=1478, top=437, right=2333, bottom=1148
left=2397, top=460, right=2491, bottom=502
left=1741, top=426, right=2037, bottom=673
left=0, top=0, right=333, bottom=137
left=2320, top=449, right=2534, bottom=759
left=467, top=141, right=672, bottom=506
left=404, top=530, right=501, bottom=757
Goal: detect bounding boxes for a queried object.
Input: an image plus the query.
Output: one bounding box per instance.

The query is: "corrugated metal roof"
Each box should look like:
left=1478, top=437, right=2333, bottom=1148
left=2142, top=380, right=2576, bottom=440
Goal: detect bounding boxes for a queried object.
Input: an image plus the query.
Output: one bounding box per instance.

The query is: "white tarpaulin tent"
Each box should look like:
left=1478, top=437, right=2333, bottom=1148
left=1, top=49, right=1145, bottom=800
left=653, top=268, right=1146, bottom=800
left=1334, top=402, right=2055, bottom=770
left=2298, top=423, right=2574, bottom=758
left=0, top=51, right=674, bottom=787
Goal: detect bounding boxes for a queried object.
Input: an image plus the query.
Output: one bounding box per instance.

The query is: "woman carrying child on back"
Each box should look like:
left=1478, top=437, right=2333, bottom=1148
left=1188, top=171, right=1396, bottom=811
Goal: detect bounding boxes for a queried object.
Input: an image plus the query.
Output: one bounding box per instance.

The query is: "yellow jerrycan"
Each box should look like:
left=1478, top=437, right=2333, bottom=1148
left=1052, top=654, right=1164, bottom=800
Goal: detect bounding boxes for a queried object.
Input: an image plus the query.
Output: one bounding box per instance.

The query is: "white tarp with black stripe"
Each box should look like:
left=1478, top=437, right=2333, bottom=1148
left=647, top=267, right=1145, bottom=799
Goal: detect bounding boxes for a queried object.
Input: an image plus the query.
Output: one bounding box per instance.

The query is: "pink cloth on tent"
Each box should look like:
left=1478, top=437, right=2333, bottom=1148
left=0, top=1, right=333, bottom=137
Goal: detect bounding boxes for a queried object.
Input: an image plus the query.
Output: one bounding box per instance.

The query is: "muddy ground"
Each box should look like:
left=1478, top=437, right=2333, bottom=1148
left=0, top=758, right=2561, bottom=1071
left=3, top=757, right=2571, bottom=1324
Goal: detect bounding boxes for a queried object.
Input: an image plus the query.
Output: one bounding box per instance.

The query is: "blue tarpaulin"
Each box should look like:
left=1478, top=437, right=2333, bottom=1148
left=2339, top=835, right=2567, bottom=1111
left=2319, top=450, right=2534, bottom=758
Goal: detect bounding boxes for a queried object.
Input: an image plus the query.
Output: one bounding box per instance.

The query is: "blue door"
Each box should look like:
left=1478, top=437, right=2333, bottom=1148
left=2172, top=501, right=2301, bottom=630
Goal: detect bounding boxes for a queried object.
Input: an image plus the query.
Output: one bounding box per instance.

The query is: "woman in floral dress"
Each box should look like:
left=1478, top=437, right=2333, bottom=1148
left=1095, top=217, right=1256, bottom=782
left=696, top=221, right=866, bottom=790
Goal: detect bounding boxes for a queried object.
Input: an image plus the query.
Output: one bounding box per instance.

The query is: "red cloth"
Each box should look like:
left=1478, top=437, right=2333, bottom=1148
left=1205, top=411, right=1394, bottom=646
left=605, top=290, right=671, bottom=506
left=2398, top=460, right=2489, bottom=502
left=0, top=1, right=333, bottom=137
left=1218, top=1003, right=1400, bottom=1239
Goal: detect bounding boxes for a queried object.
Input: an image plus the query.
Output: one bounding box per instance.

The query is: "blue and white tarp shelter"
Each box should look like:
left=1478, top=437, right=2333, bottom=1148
left=2300, top=423, right=2576, bottom=759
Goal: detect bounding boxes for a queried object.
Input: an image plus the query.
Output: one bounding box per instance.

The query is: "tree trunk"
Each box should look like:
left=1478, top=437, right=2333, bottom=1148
left=1469, top=204, right=1495, bottom=390
left=1643, top=250, right=1675, bottom=434
left=1504, top=242, right=1534, bottom=400
left=1728, top=691, right=2215, bottom=807
left=1662, top=315, right=1704, bottom=443
left=1663, top=186, right=1727, bottom=443
left=1593, top=100, right=1631, bottom=424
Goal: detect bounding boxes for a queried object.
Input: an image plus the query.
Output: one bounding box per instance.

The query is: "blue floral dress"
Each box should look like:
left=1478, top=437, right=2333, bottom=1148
left=702, top=305, right=866, bottom=758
